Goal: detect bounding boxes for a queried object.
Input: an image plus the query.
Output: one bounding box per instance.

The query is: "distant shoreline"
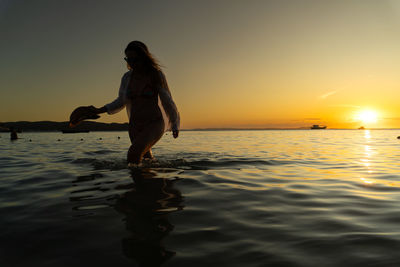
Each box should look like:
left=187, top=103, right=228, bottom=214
left=185, top=128, right=400, bottom=131
left=1, top=121, right=399, bottom=132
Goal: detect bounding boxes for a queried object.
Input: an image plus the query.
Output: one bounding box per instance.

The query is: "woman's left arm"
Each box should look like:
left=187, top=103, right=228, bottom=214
left=158, top=72, right=180, bottom=138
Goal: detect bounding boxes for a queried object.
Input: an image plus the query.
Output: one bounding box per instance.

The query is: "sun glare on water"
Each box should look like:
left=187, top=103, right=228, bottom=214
left=354, top=109, right=379, bottom=124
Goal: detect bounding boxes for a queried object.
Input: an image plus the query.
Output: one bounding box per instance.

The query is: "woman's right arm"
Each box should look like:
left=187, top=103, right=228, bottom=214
left=95, top=72, right=129, bottom=115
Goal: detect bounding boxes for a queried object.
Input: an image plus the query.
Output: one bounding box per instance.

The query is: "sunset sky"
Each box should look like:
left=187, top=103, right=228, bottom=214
left=1, top=0, right=400, bottom=129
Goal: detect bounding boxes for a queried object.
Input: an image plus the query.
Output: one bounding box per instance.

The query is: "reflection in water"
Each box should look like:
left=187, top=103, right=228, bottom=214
left=69, top=168, right=184, bottom=266
left=364, top=129, right=371, bottom=139
left=114, top=169, right=184, bottom=266
left=360, top=130, right=375, bottom=184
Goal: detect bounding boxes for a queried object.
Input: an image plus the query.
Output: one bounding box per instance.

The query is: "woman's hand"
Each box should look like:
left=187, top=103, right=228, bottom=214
left=91, top=105, right=107, bottom=114
left=172, top=125, right=179, bottom=138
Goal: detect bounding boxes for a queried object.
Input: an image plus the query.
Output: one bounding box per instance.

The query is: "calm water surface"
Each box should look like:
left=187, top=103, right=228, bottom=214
left=1, top=130, right=400, bottom=266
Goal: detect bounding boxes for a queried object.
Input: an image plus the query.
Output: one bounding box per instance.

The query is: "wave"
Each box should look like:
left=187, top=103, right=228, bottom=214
left=84, top=149, right=117, bottom=155
left=71, top=155, right=299, bottom=171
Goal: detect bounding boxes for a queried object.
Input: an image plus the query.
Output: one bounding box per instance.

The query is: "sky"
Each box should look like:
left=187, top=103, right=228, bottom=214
left=1, top=0, right=400, bottom=129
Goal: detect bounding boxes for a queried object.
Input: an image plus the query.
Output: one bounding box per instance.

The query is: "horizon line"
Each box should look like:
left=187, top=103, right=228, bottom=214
left=1, top=120, right=399, bottom=131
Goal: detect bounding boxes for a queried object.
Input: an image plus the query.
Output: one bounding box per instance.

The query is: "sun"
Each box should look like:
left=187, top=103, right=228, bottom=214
left=354, top=109, right=378, bottom=124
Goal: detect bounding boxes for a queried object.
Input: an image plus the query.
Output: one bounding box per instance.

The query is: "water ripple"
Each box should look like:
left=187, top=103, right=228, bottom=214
left=2, top=130, right=400, bottom=266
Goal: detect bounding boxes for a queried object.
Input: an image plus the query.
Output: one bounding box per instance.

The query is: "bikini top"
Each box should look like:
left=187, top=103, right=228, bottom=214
left=129, top=80, right=159, bottom=100
left=137, top=85, right=157, bottom=98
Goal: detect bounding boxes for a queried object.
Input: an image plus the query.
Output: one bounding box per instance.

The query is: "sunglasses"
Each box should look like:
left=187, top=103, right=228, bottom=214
left=125, top=56, right=139, bottom=61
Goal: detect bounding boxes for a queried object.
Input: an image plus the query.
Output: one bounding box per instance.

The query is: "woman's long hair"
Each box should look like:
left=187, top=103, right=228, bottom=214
left=125, top=41, right=163, bottom=88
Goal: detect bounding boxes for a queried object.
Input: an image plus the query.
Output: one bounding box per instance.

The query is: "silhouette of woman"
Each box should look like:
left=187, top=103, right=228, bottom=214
left=92, top=41, right=180, bottom=166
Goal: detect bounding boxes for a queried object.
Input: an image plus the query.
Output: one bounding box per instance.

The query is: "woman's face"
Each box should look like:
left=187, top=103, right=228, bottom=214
left=125, top=50, right=138, bottom=70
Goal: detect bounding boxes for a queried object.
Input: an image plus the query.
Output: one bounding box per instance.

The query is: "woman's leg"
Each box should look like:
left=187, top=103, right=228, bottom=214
left=128, top=124, right=153, bottom=161
left=127, top=119, right=164, bottom=164
left=143, top=149, right=154, bottom=159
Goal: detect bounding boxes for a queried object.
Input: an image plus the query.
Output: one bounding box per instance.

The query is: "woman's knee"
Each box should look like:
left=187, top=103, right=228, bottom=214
left=128, top=125, right=136, bottom=143
left=127, top=120, right=164, bottom=163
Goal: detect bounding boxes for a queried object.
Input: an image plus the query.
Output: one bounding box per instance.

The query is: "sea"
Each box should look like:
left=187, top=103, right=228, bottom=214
left=1, top=130, right=400, bottom=267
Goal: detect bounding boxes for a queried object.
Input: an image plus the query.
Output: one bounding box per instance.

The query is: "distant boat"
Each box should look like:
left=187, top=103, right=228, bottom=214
left=358, top=126, right=365, bottom=130
left=310, top=125, right=327, bottom=129
left=62, top=129, right=90, bottom=134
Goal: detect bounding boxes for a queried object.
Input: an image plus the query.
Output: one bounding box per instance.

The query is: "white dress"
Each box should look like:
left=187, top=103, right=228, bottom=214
left=105, top=70, right=180, bottom=132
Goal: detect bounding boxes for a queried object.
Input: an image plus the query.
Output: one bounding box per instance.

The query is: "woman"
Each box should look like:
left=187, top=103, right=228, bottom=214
left=93, top=41, right=180, bottom=166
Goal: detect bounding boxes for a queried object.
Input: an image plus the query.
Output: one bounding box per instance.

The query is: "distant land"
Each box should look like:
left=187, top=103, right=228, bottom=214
left=0, top=121, right=129, bottom=132
left=0, top=121, right=398, bottom=132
